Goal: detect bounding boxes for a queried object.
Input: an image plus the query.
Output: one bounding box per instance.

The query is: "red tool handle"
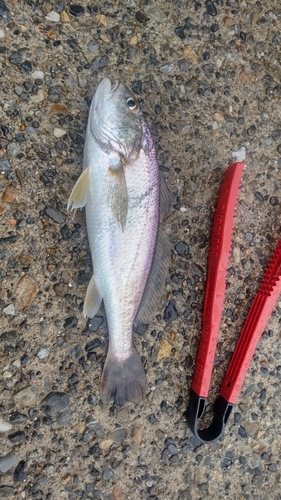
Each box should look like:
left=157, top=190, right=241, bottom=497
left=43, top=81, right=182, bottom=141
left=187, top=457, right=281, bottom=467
left=192, top=162, right=245, bottom=397
left=220, top=238, right=281, bottom=403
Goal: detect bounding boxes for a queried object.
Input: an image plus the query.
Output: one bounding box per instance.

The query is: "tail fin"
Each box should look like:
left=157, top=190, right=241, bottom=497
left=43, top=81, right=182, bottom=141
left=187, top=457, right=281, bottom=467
left=100, top=347, right=146, bottom=407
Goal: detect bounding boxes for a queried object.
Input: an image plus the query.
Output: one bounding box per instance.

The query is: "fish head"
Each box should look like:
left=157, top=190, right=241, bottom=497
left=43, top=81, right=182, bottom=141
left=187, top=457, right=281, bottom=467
left=90, top=78, right=143, bottom=162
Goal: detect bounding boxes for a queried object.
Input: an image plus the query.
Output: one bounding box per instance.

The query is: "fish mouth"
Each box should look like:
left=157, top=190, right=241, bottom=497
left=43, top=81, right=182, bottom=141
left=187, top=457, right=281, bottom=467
left=96, top=78, right=120, bottom=100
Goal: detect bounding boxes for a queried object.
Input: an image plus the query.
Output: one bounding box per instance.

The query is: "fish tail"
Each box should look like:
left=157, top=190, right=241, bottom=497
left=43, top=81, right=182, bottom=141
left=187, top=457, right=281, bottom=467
left=100, top=347, right=146, bottom=407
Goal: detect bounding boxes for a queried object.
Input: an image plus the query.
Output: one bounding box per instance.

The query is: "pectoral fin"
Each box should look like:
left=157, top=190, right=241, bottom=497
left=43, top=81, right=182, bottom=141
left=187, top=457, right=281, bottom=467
left=83, top=275, right=102, bottom=318
left=107, top=159, right=128, bottom=230
left=67, top=167, right=90, bottom=210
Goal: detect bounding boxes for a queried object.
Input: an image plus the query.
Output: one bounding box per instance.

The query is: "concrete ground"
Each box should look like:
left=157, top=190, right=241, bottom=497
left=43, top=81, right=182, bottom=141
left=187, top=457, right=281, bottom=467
left=1, top=0, right=281, bottom=498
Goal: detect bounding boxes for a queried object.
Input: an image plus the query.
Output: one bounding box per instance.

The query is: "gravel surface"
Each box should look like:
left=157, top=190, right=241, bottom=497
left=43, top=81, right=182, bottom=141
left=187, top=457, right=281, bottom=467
left=1, top=0, right=281, bottom=498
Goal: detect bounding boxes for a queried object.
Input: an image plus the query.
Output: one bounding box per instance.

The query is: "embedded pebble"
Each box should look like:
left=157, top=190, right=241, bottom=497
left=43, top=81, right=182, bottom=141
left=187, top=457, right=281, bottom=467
left=32, top=70, right=44, bottom=80
left=0, top=452, right=19, bottom=473
left=3, top=304, right=15, bottom=315
left=14, top=386, right=37, bottom=406
left=69, top=4, right=85, bottom=17
left=157, top=339, right=172, bottom=361
left=44, top=206, right=66, bottom=224
left=87, top=41, right=100, bottom=53
left=146, top=6, right=167, bottom=22
left=54, top=127, right=67, bottom=138
left=163, top=300, right=178, bottom=322
left=0, top=418, right=12, bottom=433
left=37, top=347, right=49, bottom=359
left=15, top=274, right=38, bottom=307
left=40, top=391, right=69, bottom=417
left=112, top=428, right=128, bottom=442
left=45, top=11, right=60, bottom=22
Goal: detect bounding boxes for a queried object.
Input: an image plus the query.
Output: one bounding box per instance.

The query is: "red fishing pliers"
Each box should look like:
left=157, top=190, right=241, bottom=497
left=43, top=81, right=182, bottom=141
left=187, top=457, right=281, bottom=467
left=186, top=161, right=281, bottom=443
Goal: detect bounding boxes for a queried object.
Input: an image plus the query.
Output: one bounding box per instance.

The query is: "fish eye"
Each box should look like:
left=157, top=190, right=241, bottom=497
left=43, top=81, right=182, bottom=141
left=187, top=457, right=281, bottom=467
left=126, top=97, right=139, bottom=111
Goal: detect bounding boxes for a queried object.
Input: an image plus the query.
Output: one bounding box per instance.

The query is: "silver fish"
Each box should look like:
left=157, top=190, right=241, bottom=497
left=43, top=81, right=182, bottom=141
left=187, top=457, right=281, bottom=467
left=68, top=78, right=169, bottom=406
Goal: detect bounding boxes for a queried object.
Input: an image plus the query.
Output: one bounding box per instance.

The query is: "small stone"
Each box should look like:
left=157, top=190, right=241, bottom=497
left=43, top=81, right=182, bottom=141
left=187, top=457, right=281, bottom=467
left=205, top=0, right=217, bottom=16
left=77, top=75, right=88, bottom=88
left=238, top=426, right=247, bottom=438
left=133, top=322, right=149, bottom=335
left=239, top=70, right=250, bottom=83
left=175, top=26, right=185, bottom=40
left=45, top=11, right=60, bottom=22
left=168, top=443, right=178, bottom=455
left=87, top=40, right=99, bottom=53
left=112, top=486, right=123, bottom=500
left=31, top=89, right=45, bottom=103
left=163, top=300, right=178, bottom=322
left=223, top=16, right=232, bottom=27
left=178, top=59, right=189, bottom=73
left=13, top=460, right=27, bottom=482
left=112, top=428, right=128, bottom=442
left=146, top=6, right=167, bottom=22
left=268, top=463, right=277, bottom=472
left=54, top=127, right=67, bottom=138
left=61, top=473, right=71, bottom=485
left=85, top=338, right=101, bottom=351
left=69, top=4, right=85, bottom=17
left=37, top=347, right=49, bottom=359
left=48, top=103, right=68, bottom=115
left=0, top=159, right=11, bottom=171
left=9, top=411, right=27, bottom=425
left=96, top=14, right=107, bottom=26
left=0, top=452, right=19, bottom=473
left=100, top=439, right=114, bottom=450
left=44, top=206, right=66, bottom=224
left=0, top=249, right=12, bottom=261
left=183, top=45, right=198, bottom=64
left=86, top=316, right=103, bottom=331
left=0, top=0, right=11, bottom=22
left=8, top=431, right=25, bottom=444
left=157, top=339, right=172, bottom=361
left=19, top=254, right=34, bottom=265
left=175, top=241, right=189, bottom=255
left=57, top=409, right=72, bottom=426
left=87, top=394, right=97, bottom=406
left=91, top=56, right=110, bottom=72
left=32, top=70, right=44, bottom=80
left=14, top=386, right=37, bottom=406
left=135, top=11, right=148, bottom=23
left=61, top=10, right=70, bottom=22
left=129, top=35, right=138, bottom=45
left=0, top=418, right=12, bottom=433
left=3, top=304, right=15, bottom=315
left=202, top=64, right=214, bottom=76
left=160, top=63, right=174, bottom=73
left=9, top=52, right=22, bottom=65
left=40, top=391, right=69, bottom=417
left=131, top=424, right=143, bottom=447
left=2, top=186, right=18, bottom=203
left=53, top=282, right=68, bottom=297
left=64, top=315, right=78, bottom=330
left=0, top=29, right=4, bottom=38
left=16, top=275, right=38, bottom=307
left=21, top=60, right=32, bottom=73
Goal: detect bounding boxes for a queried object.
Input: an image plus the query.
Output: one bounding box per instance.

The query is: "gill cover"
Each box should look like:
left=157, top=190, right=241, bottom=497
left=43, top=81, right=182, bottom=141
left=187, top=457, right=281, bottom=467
left=90, top=78, right=143, bottom=162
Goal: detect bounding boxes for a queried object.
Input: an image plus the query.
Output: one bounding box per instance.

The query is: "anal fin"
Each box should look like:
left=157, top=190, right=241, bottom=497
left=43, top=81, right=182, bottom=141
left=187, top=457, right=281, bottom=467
left=83, top=275, right=102, bottom=318
left=67, top=167, right=90, bottom=210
